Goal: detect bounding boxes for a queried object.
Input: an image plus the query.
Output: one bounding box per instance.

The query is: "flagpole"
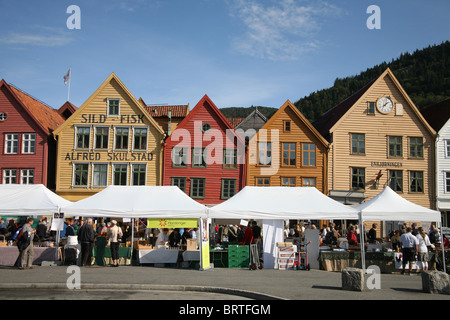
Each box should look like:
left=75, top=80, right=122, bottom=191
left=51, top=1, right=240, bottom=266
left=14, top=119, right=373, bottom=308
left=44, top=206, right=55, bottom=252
left=67, top=68, right=71, bottom=102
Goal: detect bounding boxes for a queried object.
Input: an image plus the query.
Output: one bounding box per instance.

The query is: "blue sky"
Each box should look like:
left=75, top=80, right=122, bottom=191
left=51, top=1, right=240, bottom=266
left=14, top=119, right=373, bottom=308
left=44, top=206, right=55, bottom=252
left=0, top=0, right=449, bottom=110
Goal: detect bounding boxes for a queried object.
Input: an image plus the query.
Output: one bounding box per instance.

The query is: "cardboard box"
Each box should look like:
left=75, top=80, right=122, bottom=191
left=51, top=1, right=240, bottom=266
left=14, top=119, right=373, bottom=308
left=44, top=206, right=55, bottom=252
left=186, top=238, right=198, bottom=251
left=278, top=252, right=296, bottom=258
left=278, top=246, right=297, bottom=253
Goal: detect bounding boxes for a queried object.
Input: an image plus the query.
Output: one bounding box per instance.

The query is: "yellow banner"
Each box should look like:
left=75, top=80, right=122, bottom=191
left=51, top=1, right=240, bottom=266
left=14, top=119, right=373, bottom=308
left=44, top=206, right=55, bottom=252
left=200, top=218, right=210, bottom=270
left=147, top=218, right=198, bottom=229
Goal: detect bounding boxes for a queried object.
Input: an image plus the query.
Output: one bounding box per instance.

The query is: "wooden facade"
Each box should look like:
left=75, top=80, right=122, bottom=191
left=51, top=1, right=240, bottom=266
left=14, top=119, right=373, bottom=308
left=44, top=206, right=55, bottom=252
left=53, top=73, right=165, bottom=201
left=246, top=100, right=329, bottom=194
left=162, top=94, right=246, bottom=206
left=314, top=68, right=436, bottom=235
left=0, top=80, right=67, bottom=189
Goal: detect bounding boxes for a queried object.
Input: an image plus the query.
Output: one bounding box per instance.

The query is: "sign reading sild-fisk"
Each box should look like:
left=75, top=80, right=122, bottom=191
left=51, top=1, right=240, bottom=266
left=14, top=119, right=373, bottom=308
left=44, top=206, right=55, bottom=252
left=53, top=73, right=165, bottom=201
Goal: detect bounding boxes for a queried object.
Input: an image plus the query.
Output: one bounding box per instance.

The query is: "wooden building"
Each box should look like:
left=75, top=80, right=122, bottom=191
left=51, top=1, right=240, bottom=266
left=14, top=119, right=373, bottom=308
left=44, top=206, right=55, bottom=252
left=162, top=94, right=246, bottom=206
left=421, top=98, right=450, bottom=226
left=53, top=73, right=165, bottom=201
left=314, top=68, right=436, bottom=235
left=246, top=100, right=329, bottom=194
left=0, top=79, right=71, bottom=189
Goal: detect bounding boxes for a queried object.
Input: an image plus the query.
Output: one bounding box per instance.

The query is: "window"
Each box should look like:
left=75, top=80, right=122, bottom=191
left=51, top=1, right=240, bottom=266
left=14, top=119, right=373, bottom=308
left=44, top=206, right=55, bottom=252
left=351, top=168, right=365, bottom=190
left=22, top=134, right=36, bottom=154
left=108, top=99, right=120, bottom=116
left=133, top=128, right=147, bottom=151
left=368, top=102, right=375, bottom=115
left=73, top=164, right=89, bottom=187
left=76, top=127, right=90, bottom=149
left=256, top=177, right=270, bottom=186
left=95, top=127, right=109, bottom=150
left=132, top=164, right=146, bottom=186
left=351, top=134, right=365, bottom=155
left=115, top=127, right=129, bottom=150
left=389, top=136, right=403, bottom=158
left=389, top=170, right=403, bottom=192
left=223, top=149, right=237, bottom=169
left=446, top=140, right=450, bottom=158
left=192, top=147, right=206, bottom=168
left=282, top=143, right=296, bottom=166
left=21, top=169, right=34, bottom=184
left=0, top=112, right=7, bottom=121
left=410, top=171, right=423, bottom=193
left=446, top=172, right=450, bottom=193
left=201, top=123, right=211, bottom=133
left=3, top=169, right=17, bottom=184
left=221, top=179, right=236, bottom=199
left=282, top=177, right=296, bottom=187
left=92, top=164, right=108, bottom=187
left=5, top=134, right=18, bottom=154
left=409, top=137, right=423, bottom=158
left=113, top=164, right=128, bottom=185
left=191, top=178, right=206, bottom=199
left=284, top=120, right=291, bottom=132
left=172, top=147, right=188, bottom=167
left=303, top=177, right=316, bottom=188
left=172, top=177, right=187, bottom=193
left=303, top=143, right=316, bottom=166
left=258, top=142, right=272, bottom=165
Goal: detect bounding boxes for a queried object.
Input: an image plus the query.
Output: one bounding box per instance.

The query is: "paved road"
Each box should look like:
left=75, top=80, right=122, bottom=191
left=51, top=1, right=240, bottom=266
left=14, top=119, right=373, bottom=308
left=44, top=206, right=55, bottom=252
left=0, top=265, right=448, bottom=301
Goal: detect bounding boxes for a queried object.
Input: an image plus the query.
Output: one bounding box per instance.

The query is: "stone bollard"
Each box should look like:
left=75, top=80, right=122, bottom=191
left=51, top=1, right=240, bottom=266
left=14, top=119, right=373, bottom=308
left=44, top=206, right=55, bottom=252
left=421, top=270, right=450, bottom=294
left=342, top=267, right=364, bottom=291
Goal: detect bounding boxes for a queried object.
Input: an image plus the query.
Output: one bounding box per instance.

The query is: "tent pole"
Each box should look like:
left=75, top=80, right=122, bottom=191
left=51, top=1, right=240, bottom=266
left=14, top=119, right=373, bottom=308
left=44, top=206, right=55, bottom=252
left=438, top=221, right=446, bottom=273
left=359, top=215, right=366, bottom=271
left=131, top=218, right=135, bottom=264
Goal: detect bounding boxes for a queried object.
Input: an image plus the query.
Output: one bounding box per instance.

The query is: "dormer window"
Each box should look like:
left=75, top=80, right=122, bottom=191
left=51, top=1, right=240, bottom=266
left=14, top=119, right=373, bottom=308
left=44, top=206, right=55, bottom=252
left=108, top=98, right=120, bottom=116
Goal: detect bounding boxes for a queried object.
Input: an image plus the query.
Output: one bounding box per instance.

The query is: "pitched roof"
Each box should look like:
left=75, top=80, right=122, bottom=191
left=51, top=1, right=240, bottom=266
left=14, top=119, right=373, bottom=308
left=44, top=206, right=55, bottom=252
left=235, top=108, right=268, bottom=129
left=1, top=79, right=66, bottom=134
left=313, top=68, right=435, bottom=139
left=145, top=105, right=190, bottom=118
left=421, top=98, right=450, bottom=132
left=226, top=117, right=245, bottom=128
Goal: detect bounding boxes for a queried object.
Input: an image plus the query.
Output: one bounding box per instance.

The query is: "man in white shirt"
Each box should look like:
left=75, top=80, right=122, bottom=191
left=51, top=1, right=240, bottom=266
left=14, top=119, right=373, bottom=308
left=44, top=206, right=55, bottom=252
left=399, top=227, right=419, bottom=275
left=156, top=228, right=169, bottom=248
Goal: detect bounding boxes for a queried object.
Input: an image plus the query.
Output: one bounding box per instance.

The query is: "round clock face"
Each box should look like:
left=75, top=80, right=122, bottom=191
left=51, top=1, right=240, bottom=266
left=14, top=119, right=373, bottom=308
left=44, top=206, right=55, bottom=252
left=377, top=97, right=393, bottom=114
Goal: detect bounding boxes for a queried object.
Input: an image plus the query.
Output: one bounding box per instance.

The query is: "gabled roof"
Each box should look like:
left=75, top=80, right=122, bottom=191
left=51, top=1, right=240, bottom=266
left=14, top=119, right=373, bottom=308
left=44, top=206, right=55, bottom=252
left=165, top=94, right=244, bottom=145
left=145, top=105, right=190, bottom=119
left=313, top=68, right=436, bottom=138
left=421, top=98, right=450, bottom=133
left=227, top=117, right=245, bottom=128
left=257, top=99, right=329, bottom=148
left=53, top=73, right=165, bottom=136
left=235, top=108, right=268, bottom=129
left=58, top=101, right=77, bottom=120
left=0, top=79, right=65, bottom=135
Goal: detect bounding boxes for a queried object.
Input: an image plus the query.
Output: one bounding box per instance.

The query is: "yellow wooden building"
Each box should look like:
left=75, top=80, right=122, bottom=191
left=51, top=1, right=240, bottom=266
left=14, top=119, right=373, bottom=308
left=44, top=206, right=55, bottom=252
left=53, top=73, right=165, bottom=201
left=314, top=68, right=436, bottom=235
left=246, top=100, right=329, bottom=194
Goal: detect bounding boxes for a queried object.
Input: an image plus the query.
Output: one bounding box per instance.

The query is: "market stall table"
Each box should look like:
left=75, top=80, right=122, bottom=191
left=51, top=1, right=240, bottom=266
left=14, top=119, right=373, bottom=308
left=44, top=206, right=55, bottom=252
left=139, top=248, right=179, bottom=264
left=0, top=246, right=60, bottom=266
left=92, top=246, right=132, bottom=266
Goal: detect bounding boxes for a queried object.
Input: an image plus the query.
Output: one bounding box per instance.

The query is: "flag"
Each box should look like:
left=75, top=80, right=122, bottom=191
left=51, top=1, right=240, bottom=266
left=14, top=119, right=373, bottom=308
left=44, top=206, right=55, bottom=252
left=64, top=68, right=71, bottom=85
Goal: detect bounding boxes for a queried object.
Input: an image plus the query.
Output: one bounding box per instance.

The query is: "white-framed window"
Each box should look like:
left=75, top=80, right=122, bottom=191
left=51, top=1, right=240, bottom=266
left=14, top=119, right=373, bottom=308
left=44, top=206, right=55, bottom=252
left=72, top=163, right=89, bottom=187
left=131, top=163, right=146, bottom=186
left=92, top=163, right=108, bottom=188
left=75, top=126, right=91, bottom=150
left=445, top=140, right=450, bottom=158
left=3, top=169, right=17, bottom=184
left=132, top=127, right=148, bottom=151
left=114, top=126, right=130, bottom=151
left=445, top=172, right=450, bottom=193
left=5, top=134, right=19, bottom=154
left=21, top=169, right=34, bottom=184
left=107, top=98, right=120, bottom=116
left=113, top=163, right=128, bottom=186
left=22, top=133, right=36, bottom=154
left=94, top=126, right=110, bottom=150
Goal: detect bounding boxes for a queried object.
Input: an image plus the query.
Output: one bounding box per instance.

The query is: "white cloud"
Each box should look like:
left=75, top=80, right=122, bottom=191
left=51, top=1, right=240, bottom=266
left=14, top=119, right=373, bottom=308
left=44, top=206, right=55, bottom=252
left=0, top=27, right=73, bottom=47
left=228, top=0, right=342, bottom=60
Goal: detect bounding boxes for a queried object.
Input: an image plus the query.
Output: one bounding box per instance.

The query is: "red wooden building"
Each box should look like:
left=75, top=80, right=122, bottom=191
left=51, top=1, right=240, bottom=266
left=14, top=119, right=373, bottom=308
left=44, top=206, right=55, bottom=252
left=163, top=95, right=246, bottom=206
left=0, top=79, right=73, bottom=189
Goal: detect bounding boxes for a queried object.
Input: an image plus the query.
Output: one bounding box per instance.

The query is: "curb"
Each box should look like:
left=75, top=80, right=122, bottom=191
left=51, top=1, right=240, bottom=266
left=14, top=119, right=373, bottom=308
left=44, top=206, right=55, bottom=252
left=0, top=283, right=286, bottom=300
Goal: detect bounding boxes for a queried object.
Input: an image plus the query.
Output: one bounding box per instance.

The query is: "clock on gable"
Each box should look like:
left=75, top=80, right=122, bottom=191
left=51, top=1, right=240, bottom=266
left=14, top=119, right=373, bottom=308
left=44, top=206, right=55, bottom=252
left=376, top=96, right=393, bottom=114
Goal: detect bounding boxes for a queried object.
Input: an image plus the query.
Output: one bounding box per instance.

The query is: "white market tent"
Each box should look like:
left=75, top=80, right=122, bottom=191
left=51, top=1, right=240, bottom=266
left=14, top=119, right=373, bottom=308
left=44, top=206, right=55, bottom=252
left=354, top=186, right=444, bottom=271
left=61, top=185, right=208, bottom=218
left=209, top=186, right=360, bottom=269
left=0, top=184, right=72, bottom=216
left=209, top=186, right=360, bottom=220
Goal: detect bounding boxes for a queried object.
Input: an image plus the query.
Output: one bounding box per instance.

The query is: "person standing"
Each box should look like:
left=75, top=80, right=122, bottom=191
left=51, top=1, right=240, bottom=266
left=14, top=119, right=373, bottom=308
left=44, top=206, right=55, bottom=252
left=399, top=227, right=419, bottom=275
left=78, top=218, right=95, bottom=266
left=368, top=224, right=377, bottom=244
left=20, top=218, right=36, bottom=269
left=107, top=220, right=123, bottom=267
left=416, top=227, right=431, bottom=271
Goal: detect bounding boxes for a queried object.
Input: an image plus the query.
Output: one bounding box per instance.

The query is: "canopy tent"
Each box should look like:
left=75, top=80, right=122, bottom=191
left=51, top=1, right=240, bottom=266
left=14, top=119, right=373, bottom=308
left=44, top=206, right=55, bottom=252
left=354, top=186, right=441, bottom=222
left=209, top=186, right=360, bottom=269
left=61, top=185, right=208, bottom=218
left=208, top=186, right=360, bottom=220
left=354, top=186, right=444, bottom=271
left=0, top=184, right=72, bottom=216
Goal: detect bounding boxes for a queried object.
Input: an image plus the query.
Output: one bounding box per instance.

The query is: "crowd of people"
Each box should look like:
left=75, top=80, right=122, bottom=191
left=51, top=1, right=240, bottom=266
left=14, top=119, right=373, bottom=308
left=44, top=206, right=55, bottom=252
left=214, top=221, right=261, bottom=246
